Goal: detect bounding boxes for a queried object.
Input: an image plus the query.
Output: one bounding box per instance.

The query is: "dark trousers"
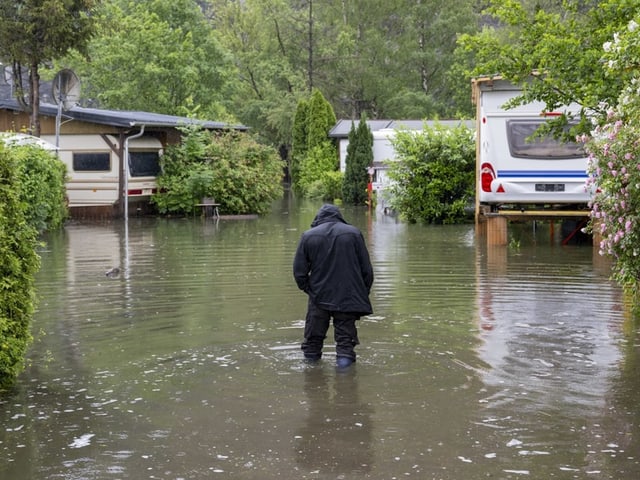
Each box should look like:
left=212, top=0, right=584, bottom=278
left=301, top=300, right=360, bottom=361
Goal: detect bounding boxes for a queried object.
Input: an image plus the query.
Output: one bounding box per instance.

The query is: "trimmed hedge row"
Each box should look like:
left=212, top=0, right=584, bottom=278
left=0, top=142, right=67, bottom=390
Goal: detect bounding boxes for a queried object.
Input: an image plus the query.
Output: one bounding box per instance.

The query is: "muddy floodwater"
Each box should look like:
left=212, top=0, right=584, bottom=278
left=1, top=197, right=640, bottom=479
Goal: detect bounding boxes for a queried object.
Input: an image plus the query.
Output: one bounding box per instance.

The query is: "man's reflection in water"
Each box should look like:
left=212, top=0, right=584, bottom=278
left=294, top=366, right=374, bottom=475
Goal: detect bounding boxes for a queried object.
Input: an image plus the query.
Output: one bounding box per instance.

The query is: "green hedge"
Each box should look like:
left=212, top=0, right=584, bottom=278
left=14, top=144, right=68, bottom=232
left=0, top=144, right=41, bottom=390
left=0, top=141, right=67, bottom=389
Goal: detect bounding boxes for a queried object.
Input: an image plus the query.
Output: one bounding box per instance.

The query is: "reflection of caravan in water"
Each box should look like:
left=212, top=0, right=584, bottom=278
left=41, top=133, right=162, bottom=209
left=472, top=77, right=592, bottom=212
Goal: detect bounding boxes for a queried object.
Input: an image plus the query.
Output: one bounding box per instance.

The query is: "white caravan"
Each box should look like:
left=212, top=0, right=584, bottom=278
left=40, top=133, right=163, bottom=208
left=473, top=77, right=591, bottom=212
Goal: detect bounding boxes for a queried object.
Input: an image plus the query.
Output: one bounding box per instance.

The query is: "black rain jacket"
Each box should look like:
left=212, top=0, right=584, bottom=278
left=293, top=204, right=373, bottom=315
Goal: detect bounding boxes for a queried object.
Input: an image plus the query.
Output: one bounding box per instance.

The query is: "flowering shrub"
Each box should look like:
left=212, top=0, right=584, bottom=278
left=586, top=18, right=640, bottom=299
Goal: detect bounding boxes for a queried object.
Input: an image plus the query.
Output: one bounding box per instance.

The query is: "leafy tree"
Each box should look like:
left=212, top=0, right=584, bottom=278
left=457, top=0, right=634, bottom=133
left=342, top=116, right=373, bottom=205
left=0, top=143, right=40, bottom=389
left=387, top=123, right=475, bottom=224
left=59, top=0, right=235, bottom=120
left=210, top=0, right=478, bottom=156
left=0, top=0, right=97, bottom=136
left=153, top=127, right=284, bottom=216
left=312, top=0, right=477, bottom=119
left=209, top=0, right=309, bottom=153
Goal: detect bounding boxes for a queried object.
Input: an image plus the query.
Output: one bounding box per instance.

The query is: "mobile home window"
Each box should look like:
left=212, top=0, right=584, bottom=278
left=73, top=152, right=111, bottom=171
left=129, top=151, right=161, bottom=177
left=507, top=120, right=584, bottom=159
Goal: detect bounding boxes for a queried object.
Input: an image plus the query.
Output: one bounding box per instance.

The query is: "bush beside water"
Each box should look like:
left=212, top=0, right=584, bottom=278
left=0, top=142, right=67, bottom=390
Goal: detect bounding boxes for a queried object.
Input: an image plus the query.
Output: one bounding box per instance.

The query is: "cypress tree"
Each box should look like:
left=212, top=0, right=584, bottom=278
left=293, top=89, right=338, bottom=195
left=307, top=88, right=336, bottom=150
left=343, top=114, right=373, bottom=205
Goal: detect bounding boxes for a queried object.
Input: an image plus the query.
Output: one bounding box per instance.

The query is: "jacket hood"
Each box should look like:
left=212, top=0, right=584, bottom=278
left=310, top=204, right=348, bottom=227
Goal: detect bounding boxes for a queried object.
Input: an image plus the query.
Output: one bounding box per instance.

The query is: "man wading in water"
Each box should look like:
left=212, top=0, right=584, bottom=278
left=293, top=204, right=374, bottom=368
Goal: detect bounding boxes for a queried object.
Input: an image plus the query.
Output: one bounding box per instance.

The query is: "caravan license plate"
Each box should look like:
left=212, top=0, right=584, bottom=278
left=535, top=183, right=565, bottom=192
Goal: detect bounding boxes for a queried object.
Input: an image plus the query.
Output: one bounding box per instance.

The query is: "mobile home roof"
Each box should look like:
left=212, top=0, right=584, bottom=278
left=0, top=99, right=248, bottom=131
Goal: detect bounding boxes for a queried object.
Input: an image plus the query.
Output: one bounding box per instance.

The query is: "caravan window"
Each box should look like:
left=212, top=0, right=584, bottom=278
left=73, top=152, right=110, bottom=171
left=507, top=120, right=584, bottom=159
left=129, top=151, right=161, bottom=177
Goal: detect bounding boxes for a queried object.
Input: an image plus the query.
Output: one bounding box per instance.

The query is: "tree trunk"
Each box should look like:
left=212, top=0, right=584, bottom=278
left=29, top=62, right=41, bottom=137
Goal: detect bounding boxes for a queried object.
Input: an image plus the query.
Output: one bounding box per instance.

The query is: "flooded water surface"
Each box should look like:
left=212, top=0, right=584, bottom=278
left=1, top=198, right=639, bottom=479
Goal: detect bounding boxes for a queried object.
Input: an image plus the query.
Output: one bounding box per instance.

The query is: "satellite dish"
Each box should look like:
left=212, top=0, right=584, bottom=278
left=52, top=69, right=80, bottom=110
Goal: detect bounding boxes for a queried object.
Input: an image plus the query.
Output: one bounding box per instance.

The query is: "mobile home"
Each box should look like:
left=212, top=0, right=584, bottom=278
left=40, top=133, right=163, bottom=210
left=0, top=99, right=247, bottom=218
left=472, top=77, right=592, bottom=217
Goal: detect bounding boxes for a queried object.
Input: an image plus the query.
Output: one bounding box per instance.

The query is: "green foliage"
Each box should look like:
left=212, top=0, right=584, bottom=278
left=584, top=17, right=640, bottom=311
left=297, top=142, right=339, bottom=199
left=307, top=89, right=337, bottom=150
left=292, top=89, right=339, bottom=200
left=387, top=123, right=475, bottom=224
left=209, top=0, right=308, bottom=150
left=457, top=0, right=635, bottom=132
left=154, top=127, right=284, bottom=215
left=290, top=99, right=309, bottom=189
left=0, top=143, right=40, bottom=390
left=0, top=0, right=97, bottom=135
left=306, top=171, right=344, bottom=202
left=59, top=0, right=235, bottom=120
left=0, top=0, right=96, bottom=64
left=13, top=145, right=68, bottom=233
left=343, top=116, right=373, bottom=205
left=207, top=0, right=478, bottom=154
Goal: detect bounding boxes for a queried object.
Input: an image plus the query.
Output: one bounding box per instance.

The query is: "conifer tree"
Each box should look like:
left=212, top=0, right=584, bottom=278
left=343, top=115, right=373, bottom=205
left=292, top=88, right=338, bottom=195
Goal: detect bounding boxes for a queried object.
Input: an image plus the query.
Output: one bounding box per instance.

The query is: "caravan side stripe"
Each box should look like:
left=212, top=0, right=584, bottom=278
left=497, top=170, right=588, bottom=178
